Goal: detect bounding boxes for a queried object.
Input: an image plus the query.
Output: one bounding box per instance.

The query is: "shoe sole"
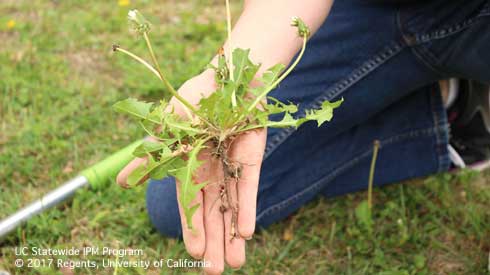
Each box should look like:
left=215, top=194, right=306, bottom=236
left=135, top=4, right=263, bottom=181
left=468, top=159, right=490, bottom=172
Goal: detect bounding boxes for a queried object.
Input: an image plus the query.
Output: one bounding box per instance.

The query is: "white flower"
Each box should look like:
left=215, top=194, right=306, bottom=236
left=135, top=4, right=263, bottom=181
left=128, top=10, right=137, bottom=20
left=127, top=9, right=151, bottom=34
left=290, top=16, right=299, bottom=26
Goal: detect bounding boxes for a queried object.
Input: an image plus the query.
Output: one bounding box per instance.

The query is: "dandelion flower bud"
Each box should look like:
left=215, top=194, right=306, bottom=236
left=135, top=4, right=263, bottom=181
left=290, top=16, right=310, bottom=38
left=128, top=9, right=151, bottom=34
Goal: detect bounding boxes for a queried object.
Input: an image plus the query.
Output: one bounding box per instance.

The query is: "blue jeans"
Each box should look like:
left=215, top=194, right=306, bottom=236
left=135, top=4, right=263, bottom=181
left=147, top=0, right=490, bottom=237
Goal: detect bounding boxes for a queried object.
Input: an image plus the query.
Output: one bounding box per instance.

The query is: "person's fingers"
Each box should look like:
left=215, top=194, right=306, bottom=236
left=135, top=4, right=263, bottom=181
left=176, top=182, right=206, bottom=259
left=230, top=129, right=267, bottom=239
left=116, top=137, right=161, bottom=189
left=223, top=177, right=246, bottom=269
left=116, top=157, right=148, bottom=188
left=202, top=157, right=225, bottom=275
left=175, top=148, right=218, bottom=259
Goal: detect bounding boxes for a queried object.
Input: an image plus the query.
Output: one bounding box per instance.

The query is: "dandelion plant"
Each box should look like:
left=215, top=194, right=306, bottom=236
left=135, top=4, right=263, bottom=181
left=112, top=7, right=342, bottom=239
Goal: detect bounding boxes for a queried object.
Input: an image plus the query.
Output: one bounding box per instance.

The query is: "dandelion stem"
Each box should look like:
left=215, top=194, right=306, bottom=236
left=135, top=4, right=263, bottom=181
left=141, top=33, right=216, bottom=129
left=142, top=32, right=195, bottom=119
left=246, top=35, right=307, bottom=113
left=367, top=140, right=380, bottom=210
left=113, top=46, right=162, bottom=81
left=225, top=0, right=236, bottom=107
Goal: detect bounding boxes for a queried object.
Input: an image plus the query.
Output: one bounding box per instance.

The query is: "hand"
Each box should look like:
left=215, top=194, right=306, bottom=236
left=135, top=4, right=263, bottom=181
left=116, top=69, right=266, bottom=274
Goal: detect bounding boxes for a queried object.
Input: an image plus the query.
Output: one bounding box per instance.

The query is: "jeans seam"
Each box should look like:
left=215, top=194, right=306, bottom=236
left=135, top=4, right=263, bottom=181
left=397, top=2, right=490, bottom=77
left=428, top=84, right=451, bottom=172
left=396, top=9, right=447, bottom=77
left=401, top=2, right=489, bottom=44
left=263, top=42, right=406, bottom=159
left=256, top=126, right=447, bottom=222
left=413, top=17, right=481, bottom=44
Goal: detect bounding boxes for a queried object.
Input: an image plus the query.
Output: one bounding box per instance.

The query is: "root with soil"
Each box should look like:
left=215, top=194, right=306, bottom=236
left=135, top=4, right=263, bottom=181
left=213, top=136, right=242, bottom=242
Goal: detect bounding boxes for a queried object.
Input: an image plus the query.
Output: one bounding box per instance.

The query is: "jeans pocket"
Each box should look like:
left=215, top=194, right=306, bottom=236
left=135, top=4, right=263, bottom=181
left=399, top=0, right=489, bottom=45
left=396, top=0, right=490, bottom=78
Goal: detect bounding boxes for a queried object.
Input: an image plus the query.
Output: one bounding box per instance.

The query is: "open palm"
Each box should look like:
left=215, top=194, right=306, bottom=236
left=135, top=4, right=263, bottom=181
left=116, top=70, right=266, bottom=274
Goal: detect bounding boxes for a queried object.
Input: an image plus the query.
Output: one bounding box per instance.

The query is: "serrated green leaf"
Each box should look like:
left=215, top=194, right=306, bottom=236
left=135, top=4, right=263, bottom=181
left=208, top=53, right=229, bottom=85
left=198, top=83, right=237, bottom=128
left=253, top=98, right=343, bottom=130
left=261, top=64, right=286, bottom=86
left=163, top=113, right=203, bottom=137
left=198, top=92, right=221, bottom=123
left=113, top=98, right=156, bottom=122
left=126, top=156, right=160, bottom=187
left=174, top=140, right=207, bottom=230
left=147, top=100, right=167, bottom=122
left=264, top=113, right=299, bottom=128
left=184, top=204, right=200, bottom=231
left=133, top=140, right=171, bottom=158
left=299, top=98, right=344, bottom=127
left=149, top=157, right=179, bottom=179
left=232, top=48, right=260, bottom=91
left=266, top=96, right=298, bottom=114
left=250, top=64, right=285, bottom=97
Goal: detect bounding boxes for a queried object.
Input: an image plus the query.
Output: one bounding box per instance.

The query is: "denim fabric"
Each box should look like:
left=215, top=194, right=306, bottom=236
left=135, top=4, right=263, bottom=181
left=146, top=0, right=490, bottom=237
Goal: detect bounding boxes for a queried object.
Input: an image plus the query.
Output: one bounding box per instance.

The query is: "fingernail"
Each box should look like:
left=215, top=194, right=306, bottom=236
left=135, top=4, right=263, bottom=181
left=244, top=235, right=253, bottom=240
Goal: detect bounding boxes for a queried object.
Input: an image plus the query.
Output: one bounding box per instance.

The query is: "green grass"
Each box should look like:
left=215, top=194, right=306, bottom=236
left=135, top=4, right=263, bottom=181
left=1, top=1, right=489, bottom=274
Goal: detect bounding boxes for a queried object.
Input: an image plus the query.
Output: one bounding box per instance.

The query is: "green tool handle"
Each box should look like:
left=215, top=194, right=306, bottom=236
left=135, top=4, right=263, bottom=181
left=81, top=140, right=142, bottom=189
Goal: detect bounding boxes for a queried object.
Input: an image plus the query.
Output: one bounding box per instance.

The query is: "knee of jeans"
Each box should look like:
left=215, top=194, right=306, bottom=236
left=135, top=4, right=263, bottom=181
left=146, top=177, right=182, bottom=238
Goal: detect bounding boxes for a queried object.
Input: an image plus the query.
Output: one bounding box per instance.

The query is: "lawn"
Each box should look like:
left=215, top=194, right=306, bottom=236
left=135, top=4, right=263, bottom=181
left=1, top=1, right=489, bottom=274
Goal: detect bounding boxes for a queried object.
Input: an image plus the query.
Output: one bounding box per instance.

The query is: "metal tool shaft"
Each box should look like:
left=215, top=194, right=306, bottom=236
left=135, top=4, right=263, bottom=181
left=0, top=175, right=89, bottom=239
left=0, top=140, right=142, bottom=240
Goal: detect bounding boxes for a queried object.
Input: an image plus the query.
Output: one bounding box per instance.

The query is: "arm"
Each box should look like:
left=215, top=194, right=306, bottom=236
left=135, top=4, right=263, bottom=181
left=222, top=0, right=332, bottom=72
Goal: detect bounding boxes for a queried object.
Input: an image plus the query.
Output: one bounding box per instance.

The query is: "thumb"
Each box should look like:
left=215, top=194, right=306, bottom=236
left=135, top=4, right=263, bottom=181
left=116, top=156, right=148, bottom=188
left=116, top=136, right=160, bottom=188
